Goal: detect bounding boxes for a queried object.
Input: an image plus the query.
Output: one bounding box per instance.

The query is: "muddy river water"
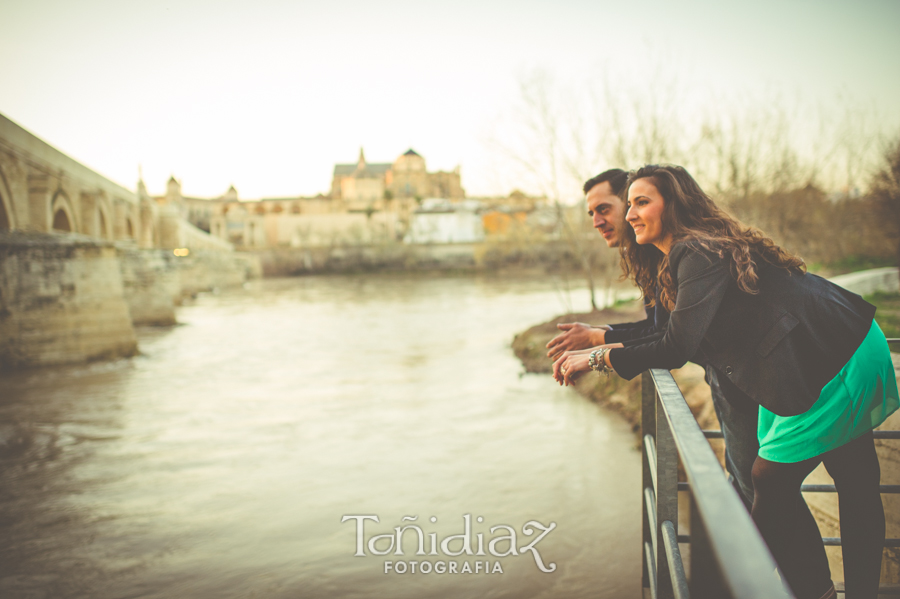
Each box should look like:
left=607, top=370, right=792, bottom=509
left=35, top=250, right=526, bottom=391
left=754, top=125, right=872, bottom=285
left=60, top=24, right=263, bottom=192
left=0, top=273, right=641, bottom=599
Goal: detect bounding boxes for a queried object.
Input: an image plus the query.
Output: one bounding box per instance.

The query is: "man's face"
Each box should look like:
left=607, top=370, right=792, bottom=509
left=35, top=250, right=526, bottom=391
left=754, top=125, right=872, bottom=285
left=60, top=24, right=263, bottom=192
left=586, top=181, right=625, bottom=247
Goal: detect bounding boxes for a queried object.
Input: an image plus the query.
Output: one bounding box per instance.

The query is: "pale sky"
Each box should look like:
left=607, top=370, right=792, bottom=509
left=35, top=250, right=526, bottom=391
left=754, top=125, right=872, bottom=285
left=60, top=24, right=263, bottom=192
left=1, top=0, right=898, bottom=199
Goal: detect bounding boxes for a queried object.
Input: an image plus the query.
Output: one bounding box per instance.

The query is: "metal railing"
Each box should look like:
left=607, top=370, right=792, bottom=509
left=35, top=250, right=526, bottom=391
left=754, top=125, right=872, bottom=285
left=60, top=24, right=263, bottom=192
left=642, top=369, right=794, bottom=599
left=642, top=343, right=900, bottom=598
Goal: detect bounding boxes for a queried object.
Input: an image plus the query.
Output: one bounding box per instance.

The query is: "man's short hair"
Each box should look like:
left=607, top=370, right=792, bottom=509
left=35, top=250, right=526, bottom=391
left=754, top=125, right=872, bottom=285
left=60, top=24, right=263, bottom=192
left=583, top=168, right=628, bottom=198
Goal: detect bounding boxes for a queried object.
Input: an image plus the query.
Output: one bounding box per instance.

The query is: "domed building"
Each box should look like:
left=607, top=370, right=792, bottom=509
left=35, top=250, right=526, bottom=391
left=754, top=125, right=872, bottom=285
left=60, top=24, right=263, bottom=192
left=332, top=148, right=389, bottom=208
left=331, top=148, right=464, bottom=207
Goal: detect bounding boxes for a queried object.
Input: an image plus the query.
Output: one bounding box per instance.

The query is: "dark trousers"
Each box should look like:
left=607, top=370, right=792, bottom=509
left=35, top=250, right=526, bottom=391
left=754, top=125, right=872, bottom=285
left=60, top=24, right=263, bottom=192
left=705, top=365, right=759, bottom=510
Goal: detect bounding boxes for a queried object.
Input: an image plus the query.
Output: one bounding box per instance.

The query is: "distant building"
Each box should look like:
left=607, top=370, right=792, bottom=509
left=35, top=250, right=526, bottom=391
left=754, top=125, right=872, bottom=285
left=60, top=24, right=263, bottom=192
left=159, top=178, right=400, bottom=249
left=331, top=149, right=392, bottom=206
left=155, top=147, right=471, bottom=249
left=404, top=199, right=484, bottom=244
left=331, top=148, right=464, bottom=206
left=469, top=190, right=550, bottom=236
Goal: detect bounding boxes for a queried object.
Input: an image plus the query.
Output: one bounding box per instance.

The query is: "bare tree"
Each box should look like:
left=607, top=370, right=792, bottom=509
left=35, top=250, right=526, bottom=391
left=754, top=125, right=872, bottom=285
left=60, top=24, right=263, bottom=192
left=488, top=65, right=893, bottom=294
left=487, top=70, right=608, bottom=309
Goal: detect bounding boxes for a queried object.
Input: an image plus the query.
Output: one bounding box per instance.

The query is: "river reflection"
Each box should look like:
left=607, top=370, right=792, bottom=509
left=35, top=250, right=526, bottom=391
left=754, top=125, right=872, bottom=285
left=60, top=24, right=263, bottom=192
left=0, top=273, right=641, bottom=599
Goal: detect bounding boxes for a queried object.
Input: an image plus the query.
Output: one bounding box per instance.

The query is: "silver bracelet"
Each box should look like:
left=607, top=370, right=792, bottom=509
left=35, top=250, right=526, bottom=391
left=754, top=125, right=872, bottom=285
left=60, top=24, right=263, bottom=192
left=596, top=347, right=612, bottom=377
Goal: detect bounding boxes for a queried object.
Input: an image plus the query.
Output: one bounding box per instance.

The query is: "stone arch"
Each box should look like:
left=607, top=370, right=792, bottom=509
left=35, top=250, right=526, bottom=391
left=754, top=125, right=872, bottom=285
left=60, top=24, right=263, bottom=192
left=51, top=191, right=77, bottom=233
left=52, top=208, right=72, bottom=231
left=96, top=198, right=113, bottom=240
left=0, top=200, right=9, bottom=231
left=0, top=165, right=15, bottom=231
left=125, top=216, right=135, bottom=239
left=97, top=208, right=109, bottom=239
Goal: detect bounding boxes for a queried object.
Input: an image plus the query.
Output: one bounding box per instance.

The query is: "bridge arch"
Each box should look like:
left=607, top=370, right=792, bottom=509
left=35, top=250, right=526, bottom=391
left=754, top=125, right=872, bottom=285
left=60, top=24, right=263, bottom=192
left=96, top=198, right=113, bottom=240
left=0, top=198, right=9, bottom=231
left=51, top=191, right=77, bottom=233
left=0, top=164, right=15, bottom=231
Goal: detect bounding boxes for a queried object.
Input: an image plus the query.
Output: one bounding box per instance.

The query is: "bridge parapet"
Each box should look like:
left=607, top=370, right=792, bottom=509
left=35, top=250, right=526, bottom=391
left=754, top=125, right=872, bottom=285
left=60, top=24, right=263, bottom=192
left=156, top=203, right=232, bottom=251
left=0, top=113, right=152, bottom=244
left=0, top=113, right=232, bottom=254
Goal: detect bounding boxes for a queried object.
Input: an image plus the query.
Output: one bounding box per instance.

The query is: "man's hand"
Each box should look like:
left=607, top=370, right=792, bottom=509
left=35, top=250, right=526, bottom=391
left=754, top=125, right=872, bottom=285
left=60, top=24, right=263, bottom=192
left=546, top=323, right=609, bottom=359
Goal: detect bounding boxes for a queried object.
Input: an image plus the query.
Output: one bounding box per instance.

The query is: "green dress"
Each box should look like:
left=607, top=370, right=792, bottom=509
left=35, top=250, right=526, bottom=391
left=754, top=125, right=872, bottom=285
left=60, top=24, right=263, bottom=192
left=757, top=320, right=900, bottom=463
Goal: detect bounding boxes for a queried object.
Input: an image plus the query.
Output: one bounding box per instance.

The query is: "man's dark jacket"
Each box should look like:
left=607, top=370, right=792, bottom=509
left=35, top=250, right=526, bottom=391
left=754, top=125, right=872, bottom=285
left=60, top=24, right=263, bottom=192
left=605, top=294, right=668, bottom=345
left=609, top=241, right=876, bottom=417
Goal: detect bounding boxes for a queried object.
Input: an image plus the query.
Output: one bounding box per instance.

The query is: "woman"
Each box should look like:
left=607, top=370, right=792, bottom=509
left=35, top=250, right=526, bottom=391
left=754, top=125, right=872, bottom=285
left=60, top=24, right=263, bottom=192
left=553, top=165, right=898, bottom=599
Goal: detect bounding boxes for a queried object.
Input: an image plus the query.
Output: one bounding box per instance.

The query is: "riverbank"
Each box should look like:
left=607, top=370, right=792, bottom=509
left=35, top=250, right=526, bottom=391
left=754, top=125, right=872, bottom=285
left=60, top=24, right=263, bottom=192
left=250, top=239, right=616, bottom=277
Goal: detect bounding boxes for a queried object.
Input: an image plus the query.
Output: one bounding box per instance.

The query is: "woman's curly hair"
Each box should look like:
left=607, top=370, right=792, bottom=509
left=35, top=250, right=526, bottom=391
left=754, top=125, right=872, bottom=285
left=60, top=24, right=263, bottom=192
left=620, top=164, right=806, bottom=311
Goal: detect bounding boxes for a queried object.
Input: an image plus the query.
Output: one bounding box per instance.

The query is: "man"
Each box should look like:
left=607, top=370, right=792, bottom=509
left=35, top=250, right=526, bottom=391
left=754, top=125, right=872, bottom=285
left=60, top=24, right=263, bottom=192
left=545, top=169, right=660, bottom=353
left=545, top=168, right=758, bottom=511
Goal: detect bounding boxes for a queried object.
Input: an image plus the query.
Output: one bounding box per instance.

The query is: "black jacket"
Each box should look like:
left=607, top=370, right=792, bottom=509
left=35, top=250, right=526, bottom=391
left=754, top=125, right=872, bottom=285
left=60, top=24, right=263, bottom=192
left=605, top=292, right=669, bottom=345
left=608, top=240, right=876, bottom=417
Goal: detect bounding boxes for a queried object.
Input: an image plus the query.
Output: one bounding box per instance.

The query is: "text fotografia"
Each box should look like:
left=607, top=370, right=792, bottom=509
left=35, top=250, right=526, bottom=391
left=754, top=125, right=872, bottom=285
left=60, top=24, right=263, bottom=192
left=341, top=514, right=557, bottom=574
left=385, top=560, right=502, bottom=575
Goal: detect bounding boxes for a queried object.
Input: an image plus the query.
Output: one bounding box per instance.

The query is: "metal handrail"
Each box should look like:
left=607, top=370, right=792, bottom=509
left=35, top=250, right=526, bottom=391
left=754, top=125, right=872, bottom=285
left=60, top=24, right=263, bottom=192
left=643, top=348, right=900, bottom=597
left=676, top=481, right=900, bottom=494
left=642, top=369, right=794, bottom=599
left=702, top=429, right=900, bottom=439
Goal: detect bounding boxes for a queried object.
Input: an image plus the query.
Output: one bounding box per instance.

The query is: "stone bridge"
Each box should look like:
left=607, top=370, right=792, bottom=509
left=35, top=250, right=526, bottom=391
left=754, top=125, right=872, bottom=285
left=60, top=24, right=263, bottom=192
left=0, top=112, right=155, bottom=244
left=0, top=112, right=230, bottom=252
left=0, top=113, right=257, bottom=369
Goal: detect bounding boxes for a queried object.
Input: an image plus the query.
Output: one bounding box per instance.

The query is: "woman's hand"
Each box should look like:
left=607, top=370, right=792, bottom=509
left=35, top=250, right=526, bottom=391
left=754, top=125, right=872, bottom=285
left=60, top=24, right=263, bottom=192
left=552, top=344, right=624, bottom=386
left=552, top=351, right=590, bottom=386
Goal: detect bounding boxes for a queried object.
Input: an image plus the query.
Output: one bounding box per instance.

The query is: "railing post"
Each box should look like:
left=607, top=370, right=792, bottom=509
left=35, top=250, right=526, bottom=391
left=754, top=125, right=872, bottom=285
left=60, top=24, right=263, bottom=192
left=642, top=370, right=657, bottom=593
left=689, top=493, right=729, bottom=599
left=656, top=393, right=678, bottom=599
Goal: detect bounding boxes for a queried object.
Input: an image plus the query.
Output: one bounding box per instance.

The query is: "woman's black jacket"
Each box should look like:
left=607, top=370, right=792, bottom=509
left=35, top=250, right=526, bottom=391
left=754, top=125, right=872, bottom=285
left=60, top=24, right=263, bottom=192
left=608, top=240, right=876, bottom=417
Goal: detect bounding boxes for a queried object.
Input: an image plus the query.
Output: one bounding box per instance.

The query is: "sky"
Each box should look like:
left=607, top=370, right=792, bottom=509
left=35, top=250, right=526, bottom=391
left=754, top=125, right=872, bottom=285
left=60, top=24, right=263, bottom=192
left=1, top=0, right=899, bottom=199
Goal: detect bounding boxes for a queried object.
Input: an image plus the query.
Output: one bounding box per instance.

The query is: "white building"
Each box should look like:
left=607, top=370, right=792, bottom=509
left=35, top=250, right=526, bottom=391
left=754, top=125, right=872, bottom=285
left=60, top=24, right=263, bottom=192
left=404, top=199, right=484, bottom=244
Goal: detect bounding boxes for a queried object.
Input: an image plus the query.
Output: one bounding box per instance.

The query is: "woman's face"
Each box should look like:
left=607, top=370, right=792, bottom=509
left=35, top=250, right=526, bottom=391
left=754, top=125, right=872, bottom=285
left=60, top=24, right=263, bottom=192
left=626, top=178, right=670, bottom=252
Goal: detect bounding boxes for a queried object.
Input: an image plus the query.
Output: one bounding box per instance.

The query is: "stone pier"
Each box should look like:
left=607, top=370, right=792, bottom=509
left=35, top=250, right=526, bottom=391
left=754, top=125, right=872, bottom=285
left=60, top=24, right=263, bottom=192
left=0, top=232, right=137, bottom=368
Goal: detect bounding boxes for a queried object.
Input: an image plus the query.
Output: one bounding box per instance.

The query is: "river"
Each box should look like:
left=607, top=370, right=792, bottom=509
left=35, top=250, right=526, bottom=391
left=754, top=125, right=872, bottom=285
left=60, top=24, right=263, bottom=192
left=0, top=273, right=642, bottom=599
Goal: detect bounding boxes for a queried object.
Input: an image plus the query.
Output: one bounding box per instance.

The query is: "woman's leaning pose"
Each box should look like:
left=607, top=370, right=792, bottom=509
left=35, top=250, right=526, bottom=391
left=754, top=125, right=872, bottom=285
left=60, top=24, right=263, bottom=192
left=553, top=165, right=899, bottom=599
